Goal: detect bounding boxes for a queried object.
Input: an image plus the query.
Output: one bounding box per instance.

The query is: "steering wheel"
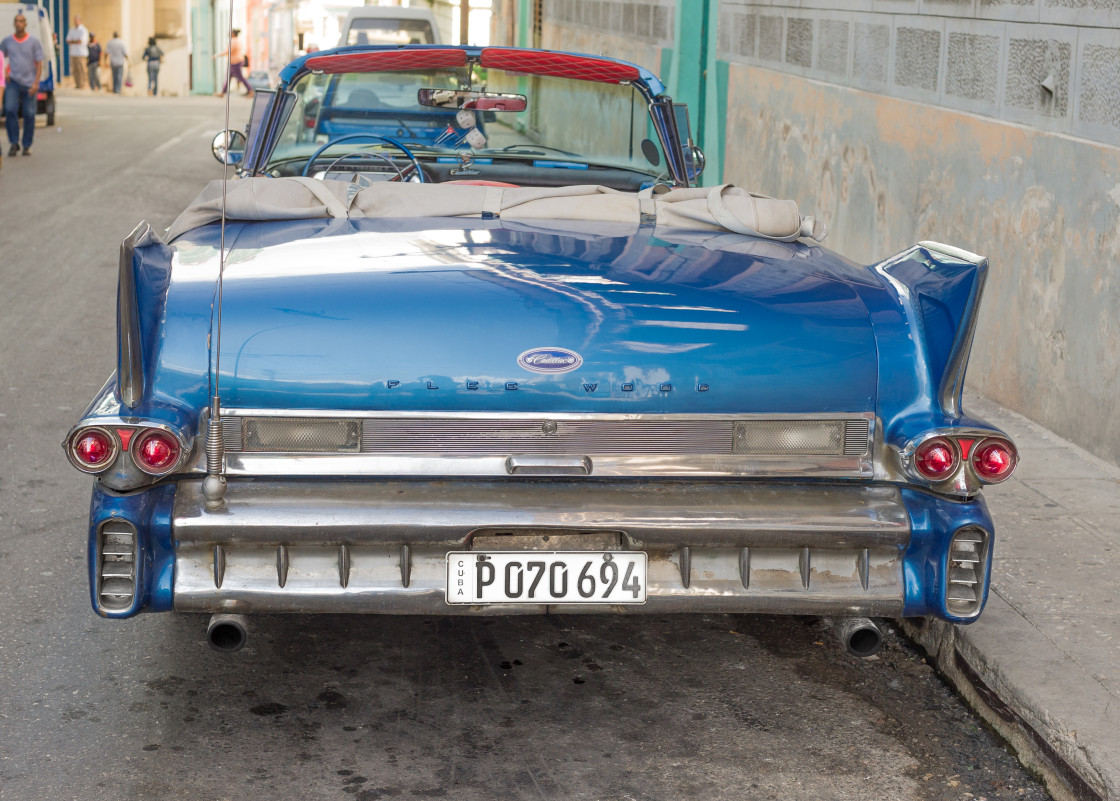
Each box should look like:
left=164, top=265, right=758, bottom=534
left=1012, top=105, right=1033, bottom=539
left=301, top=133, right=425, bottom=183
left=321, top=151, right=406, bottom=187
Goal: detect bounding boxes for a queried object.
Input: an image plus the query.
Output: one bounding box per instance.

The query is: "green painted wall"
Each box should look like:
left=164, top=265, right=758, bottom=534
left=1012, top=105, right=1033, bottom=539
left=517, top=0, right=530, bottom=47
left=666, top=0, right=723, bottom=185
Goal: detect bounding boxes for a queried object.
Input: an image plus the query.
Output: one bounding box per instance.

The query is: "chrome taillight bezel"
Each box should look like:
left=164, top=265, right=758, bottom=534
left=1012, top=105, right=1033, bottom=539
left=970, top=437, right=1018, bottom=484
left=67, top=426, right=120, bottom=474
left=130, top=427, right=186, bottom=476
left=897, top=428, right=1018, bottom=496
left=912, top=436, right=959, bottom=481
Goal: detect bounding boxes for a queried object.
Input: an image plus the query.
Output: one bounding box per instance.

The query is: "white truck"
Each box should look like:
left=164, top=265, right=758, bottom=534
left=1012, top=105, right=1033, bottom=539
left=337, top=6, right=442, bottom=47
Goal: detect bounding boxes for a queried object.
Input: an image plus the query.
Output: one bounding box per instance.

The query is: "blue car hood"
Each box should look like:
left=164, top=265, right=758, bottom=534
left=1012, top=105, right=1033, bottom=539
left=166, top=218, right=882, bottom=414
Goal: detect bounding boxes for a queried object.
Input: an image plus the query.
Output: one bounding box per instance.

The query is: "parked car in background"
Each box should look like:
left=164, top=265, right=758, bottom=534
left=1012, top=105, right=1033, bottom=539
left=245, top=69, right=271, bottom=92
left=337, top=6, right=441, bottom=47
left=66, top=45, right=1018, bottom=656
left=0, top=3, right=57, bottom=125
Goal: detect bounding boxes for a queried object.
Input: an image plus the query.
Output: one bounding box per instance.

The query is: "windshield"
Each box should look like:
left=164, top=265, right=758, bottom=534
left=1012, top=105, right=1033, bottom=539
left=267, top=63, right=667, bottom=183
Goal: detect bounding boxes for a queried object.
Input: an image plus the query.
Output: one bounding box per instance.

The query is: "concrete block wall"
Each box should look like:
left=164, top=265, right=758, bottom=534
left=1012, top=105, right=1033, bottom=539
left=544, top=0, right=675, bottom=45
left=717, top=1, right=1120, bottom=145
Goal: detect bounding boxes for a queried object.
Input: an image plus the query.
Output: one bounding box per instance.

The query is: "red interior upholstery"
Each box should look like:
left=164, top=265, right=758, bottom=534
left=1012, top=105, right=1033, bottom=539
left=480, top=48, right=641, bottom=84
left=306, top=49, right=468, bottom=74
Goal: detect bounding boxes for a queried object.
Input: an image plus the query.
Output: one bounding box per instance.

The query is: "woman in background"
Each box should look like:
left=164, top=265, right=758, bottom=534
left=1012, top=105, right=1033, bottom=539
left=142, top=36, right=163, bottom=96
left=0, top=45, right=5, bottom=168
left=214, top=28, right=252, bottom=97
left=87, top=32, right=101, bottom=91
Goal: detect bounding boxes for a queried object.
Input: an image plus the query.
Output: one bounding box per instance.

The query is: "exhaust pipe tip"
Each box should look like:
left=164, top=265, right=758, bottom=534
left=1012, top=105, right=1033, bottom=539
left=835, top=617, right=883, bottom=658
left=207, top=613, right=247, bottom=653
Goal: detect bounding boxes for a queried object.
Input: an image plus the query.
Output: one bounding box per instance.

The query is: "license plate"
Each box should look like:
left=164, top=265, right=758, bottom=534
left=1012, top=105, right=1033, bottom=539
left=446, top=552, right=647, bottom=604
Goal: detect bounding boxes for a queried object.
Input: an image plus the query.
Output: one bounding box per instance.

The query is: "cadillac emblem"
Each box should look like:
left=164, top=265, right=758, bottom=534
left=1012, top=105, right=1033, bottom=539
left=517, top=347, right=583, bottom=374
left=450, top=150, right=480, bottom=177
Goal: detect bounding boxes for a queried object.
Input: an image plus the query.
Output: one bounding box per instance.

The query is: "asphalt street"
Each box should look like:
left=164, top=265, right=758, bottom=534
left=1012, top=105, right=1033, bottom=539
left=0, top=93, right=1053, bottom=801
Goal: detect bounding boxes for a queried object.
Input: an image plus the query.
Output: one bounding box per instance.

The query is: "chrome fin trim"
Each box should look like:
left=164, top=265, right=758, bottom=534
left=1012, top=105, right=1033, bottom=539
left=117, top=222, right=150, bottom=409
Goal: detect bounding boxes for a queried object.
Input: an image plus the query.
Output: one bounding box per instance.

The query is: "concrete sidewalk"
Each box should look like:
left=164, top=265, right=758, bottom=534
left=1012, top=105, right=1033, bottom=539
left=902, top=390, right=1120, bottom=801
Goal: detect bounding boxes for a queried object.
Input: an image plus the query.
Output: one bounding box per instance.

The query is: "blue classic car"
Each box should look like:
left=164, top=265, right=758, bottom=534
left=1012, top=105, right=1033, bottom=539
left=66, top=45, right=1017, bottom=655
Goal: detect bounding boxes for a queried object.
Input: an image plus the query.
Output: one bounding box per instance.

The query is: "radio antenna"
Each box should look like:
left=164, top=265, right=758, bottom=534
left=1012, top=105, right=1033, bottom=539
left=202, top=2, right=238, bottom=510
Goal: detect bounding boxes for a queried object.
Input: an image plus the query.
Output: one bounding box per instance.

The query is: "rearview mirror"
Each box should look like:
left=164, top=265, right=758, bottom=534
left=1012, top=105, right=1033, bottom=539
left=417, top=89, right=527, bottom=112
left=211, top=130, right=247, bottom=165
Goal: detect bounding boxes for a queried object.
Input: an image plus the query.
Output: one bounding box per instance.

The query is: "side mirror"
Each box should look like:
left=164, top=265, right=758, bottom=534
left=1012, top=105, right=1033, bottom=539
left=211, top=130, right=247, bottom=165
left=670, top=103, right=704, bottom=183
left=689, top=144, right=706, bottom=179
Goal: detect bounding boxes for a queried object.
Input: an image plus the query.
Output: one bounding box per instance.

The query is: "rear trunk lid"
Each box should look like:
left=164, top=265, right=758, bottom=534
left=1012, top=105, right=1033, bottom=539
left=176, top=219, right=881, bottom=414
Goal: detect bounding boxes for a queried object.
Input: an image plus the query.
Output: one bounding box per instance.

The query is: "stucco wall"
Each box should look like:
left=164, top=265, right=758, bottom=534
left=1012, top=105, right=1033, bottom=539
left=723, top=63, right=1120, bottom=465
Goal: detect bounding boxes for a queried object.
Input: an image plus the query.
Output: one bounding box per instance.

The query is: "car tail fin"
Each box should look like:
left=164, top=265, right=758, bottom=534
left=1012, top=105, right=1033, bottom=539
left=877, top=241, right=988, bottom=418
left=117, top=222, right=172, bottom=408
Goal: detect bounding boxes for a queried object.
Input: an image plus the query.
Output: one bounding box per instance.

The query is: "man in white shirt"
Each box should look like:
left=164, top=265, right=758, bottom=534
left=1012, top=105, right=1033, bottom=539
left=65, top=15, right=89, bottom=89
left=104, top=31, right=128, bottom=94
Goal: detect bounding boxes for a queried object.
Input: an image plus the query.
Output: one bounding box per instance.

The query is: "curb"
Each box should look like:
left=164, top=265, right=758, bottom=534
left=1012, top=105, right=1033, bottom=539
left=901, top=594, right=1118, bottom=801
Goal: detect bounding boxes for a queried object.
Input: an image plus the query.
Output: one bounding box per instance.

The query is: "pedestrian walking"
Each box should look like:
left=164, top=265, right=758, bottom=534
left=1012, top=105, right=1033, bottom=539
left=87, top=33, right=101, bottom=92
left=142, top=36, right=163, bottom=96
left=0, top=46, right=6, bottom=168
left=65, top=15, right=89, bottom=89
left=105, top=31, right=128, bottom=94
left=1, top=12, right=43, bottom=156
left=214, top=28, right=252, bottom=97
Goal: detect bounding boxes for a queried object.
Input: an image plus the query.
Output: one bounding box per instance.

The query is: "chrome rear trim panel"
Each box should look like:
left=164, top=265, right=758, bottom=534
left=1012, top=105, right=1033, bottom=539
left=222, top=452, right=871, bottom=478
left=172, top=478, right=909, bottom=615
left=210, top=410, right=876, bottom=479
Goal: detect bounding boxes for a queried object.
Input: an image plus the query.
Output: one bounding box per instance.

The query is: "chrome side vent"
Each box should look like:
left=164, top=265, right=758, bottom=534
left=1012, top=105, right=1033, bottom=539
left=844, top=419, right=871, bottom=456
left=946, top=527, right=989, bottom=616
left=221, top=416, right=244, bottom=452
left=99, top=522, right=137, bottom=611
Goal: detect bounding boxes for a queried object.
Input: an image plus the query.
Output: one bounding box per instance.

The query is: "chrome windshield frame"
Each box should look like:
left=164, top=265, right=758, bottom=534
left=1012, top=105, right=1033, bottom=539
left=252, top=45, right=688, bottom=185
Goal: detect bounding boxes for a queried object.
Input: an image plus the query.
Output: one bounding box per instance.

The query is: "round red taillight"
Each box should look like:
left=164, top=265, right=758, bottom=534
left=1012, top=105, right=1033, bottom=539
left=71, top=428, right=116, bottom=472
left=133, top=430, right=181, bottom=474
left=972, top=439, right=1017, bottom=482
left=914, top=437, right=957, bottom=480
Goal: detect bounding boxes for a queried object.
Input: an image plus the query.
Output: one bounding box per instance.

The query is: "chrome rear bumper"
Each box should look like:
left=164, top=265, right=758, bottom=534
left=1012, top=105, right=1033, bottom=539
left=172, top=478, right=910, bottom=615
